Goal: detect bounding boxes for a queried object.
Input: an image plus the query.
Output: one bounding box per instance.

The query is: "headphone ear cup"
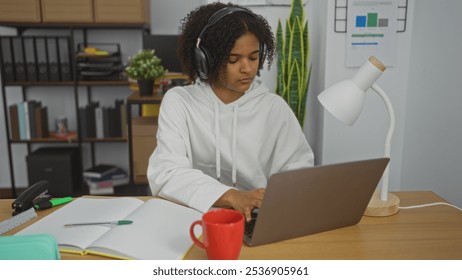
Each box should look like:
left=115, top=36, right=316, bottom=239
left=194, top=46, right=210, bottom=79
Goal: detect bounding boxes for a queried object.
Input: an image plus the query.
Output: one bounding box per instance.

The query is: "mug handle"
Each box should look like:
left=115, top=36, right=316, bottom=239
left=190, top=220, right=205, bottom=249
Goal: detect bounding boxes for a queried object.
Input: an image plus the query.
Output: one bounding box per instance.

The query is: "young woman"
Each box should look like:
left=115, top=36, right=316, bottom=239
left=147, top=2, right=314, bottom=221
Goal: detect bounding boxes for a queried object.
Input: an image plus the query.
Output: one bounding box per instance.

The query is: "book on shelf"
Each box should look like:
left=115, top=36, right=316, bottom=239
left=27, top=100, right=41, bottom=139
left=10, top=101, right=49, bottom=140
left=83, top=164, right=120, bottom=179
left=120, top=102, right=127, bottom=138
left=80, top=100, right=125, bottom=139
left=15, top=197, right=203, bottom=260
left=34, top=106, right=49, bottom=138
left=95, top=106, right=104, bottom=139
left=79, top=101, right=98, bottom=138
left=17, top=101, right=28, bottom=140
left=102, top=107, right=112, bottom=138
left=78, top=107, right=87, bottom=139
left=8, top=104, right=20, bottom=140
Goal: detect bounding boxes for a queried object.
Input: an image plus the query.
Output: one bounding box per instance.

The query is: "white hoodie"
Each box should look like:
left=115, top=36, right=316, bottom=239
left=147, top=80, right=314, bottom=213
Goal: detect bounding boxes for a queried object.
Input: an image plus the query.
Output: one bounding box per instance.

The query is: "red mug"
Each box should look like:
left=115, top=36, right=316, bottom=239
left=190, top=208, right=244, bottom=260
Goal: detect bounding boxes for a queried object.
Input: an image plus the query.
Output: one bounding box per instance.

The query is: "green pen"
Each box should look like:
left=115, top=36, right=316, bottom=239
left=34, top=197, right=73, bottom=210
left=64, top=220, right=133, bottom=227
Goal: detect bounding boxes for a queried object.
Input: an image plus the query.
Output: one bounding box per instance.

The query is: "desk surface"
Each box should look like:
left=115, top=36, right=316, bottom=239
left=1, top=191, right=462, bottom=260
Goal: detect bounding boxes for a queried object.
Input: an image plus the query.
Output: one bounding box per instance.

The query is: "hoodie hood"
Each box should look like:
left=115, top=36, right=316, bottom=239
left=198, top=79, right=269, bottom=108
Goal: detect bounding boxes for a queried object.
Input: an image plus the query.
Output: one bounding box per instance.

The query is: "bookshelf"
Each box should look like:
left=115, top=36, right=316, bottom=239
left=0, top=16, right=149, bottom=197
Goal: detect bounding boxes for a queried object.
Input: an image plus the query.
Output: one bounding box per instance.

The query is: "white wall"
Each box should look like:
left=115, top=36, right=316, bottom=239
left=400, top=0, right=462, bottom=207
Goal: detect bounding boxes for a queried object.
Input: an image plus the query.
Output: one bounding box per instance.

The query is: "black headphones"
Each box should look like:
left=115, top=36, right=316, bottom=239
left=194, top=6, right=266, bottom=80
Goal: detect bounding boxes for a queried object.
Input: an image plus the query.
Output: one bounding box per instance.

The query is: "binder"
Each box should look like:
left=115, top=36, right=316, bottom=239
left=58, top=37, right=72, bottom=81
left=36, top=37, right=49, bottom=82
left=47, top=37, right=59, bottom=81
left=0, top=37, right=15, bottom=82
left=24, top=37, right=38, bottom=82
left=12, top=37, right=26, bottom=81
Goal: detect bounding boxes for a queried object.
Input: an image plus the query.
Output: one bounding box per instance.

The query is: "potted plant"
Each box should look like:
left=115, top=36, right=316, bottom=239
left=125, top=49, right=166, bottom=96
left=276, top=0, right=311, bottom=127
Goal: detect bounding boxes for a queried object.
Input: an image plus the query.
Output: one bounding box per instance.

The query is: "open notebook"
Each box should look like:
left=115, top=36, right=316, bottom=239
left=15, top=197, right=202, bottom=260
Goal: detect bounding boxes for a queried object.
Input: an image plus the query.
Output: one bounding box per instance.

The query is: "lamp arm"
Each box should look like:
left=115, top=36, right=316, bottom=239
left=371, top=83, right=395, bottom=201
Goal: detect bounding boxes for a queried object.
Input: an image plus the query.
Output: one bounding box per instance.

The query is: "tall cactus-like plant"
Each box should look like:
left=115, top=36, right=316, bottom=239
left=276, top=0, right=311, bottom=127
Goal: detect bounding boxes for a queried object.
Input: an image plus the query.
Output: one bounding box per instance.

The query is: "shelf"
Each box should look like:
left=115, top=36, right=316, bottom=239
left=10, top=138, right=127, bottom=143
left=83, top=137, right=127, bottom=143
left=5, top=80, right=130, bottom=87
left=0, top=21, right=150, bottom=31
left=127, top=91, right=164, bottom=104
left=10, top=138, right=77, bottom=143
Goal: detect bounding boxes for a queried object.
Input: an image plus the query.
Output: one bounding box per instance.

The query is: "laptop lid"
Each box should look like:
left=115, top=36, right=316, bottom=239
left=244, top=158, right=389, bottom=246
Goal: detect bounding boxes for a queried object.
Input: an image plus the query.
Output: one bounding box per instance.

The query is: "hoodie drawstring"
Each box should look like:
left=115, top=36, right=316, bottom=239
left=214, top=101, right=221, bottom=182
left=214, top=101, right=239, bottom=187
left=231, top=104, right=239, bottom=187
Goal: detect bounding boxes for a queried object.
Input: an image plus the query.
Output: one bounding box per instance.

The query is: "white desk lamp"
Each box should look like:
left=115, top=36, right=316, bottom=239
left=318, top=56, right=399, bottom=216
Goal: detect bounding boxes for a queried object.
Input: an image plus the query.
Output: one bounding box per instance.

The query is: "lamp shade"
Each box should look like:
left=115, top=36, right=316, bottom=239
left=317, top=80, right=365, bottom=126
left=318, top=56, right=386, bottom=126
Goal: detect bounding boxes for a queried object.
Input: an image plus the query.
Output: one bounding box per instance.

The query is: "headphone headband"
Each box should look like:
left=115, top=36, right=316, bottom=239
left=197, top=7, right=253, bottom=45
left=194, top=6, right=265, bottom=80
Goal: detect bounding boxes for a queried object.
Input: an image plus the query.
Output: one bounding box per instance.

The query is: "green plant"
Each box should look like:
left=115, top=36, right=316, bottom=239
left=125, top=49, right=166, bottom=80
left=276, top=0, right=311, bottom=127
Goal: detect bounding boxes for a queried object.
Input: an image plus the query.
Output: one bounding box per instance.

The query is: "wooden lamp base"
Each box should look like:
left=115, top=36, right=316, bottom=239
left=364, top=191, right=400, bottom=217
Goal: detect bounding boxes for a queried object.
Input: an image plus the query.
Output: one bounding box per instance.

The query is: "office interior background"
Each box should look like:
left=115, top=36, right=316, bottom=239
left=1, top=0, right=461, bottom=208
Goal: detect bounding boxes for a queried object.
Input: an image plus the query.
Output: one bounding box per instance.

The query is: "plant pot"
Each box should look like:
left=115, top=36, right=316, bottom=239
left=137, top=79, right=154, bottom=96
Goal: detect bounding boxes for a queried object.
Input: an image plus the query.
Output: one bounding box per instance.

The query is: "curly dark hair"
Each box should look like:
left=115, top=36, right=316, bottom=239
left=177, top=2, right=275, bottom=83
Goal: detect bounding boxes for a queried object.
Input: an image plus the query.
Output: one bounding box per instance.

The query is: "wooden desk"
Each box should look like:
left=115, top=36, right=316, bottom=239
left=1, top=191, right=462, bottom=259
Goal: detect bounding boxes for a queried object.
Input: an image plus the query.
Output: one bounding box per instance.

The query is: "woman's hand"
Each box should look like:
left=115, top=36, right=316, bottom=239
left=214, top=188, right=266, bottom=222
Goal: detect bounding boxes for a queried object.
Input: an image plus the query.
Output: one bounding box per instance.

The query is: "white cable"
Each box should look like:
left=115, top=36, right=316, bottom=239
left=399, top=202, right=462, bottom=212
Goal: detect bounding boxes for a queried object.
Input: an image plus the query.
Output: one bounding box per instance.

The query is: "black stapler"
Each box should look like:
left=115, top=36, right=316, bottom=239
left=12, top=180, right=49, bottom=215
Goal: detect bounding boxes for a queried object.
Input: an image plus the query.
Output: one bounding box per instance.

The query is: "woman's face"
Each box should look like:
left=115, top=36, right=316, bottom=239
left=211, top=32, right=260, bottom=104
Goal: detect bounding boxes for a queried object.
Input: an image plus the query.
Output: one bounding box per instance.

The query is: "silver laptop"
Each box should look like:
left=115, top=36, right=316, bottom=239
left=244, top=158, right=389, bottom=246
